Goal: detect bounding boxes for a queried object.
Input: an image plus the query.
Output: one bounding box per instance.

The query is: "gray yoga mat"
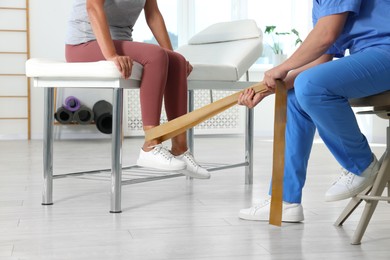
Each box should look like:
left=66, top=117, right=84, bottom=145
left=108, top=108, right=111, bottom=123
left=54, top=106, right=73, bottom=124
left=73, top=105, right=94, bottom=125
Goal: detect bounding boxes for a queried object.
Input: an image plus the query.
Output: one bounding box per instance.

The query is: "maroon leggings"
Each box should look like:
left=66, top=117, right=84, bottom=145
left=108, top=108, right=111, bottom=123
left=65, top=40, right=188, bottom=126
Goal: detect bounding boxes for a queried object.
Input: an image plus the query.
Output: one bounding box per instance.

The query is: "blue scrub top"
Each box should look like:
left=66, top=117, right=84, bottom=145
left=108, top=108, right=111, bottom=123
left=312, top=0, right=390, bottom=57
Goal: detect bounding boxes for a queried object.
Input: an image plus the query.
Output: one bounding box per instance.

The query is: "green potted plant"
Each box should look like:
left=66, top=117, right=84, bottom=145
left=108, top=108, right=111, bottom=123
left=264, top=25, right=302, bottom=65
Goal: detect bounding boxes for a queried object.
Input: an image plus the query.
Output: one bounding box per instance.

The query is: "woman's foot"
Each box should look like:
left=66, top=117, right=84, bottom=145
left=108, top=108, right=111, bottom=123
left=137, top=144, right=186, bottom=171
left=175, top=150, right=211, bottom=179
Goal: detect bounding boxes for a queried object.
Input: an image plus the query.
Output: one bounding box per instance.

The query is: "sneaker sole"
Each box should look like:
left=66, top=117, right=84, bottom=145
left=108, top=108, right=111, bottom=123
left=179, top=170, right=211, bottom=179
left=238, top=212, right=304, bottom=223
left=137, top=160, right=186, bottom=171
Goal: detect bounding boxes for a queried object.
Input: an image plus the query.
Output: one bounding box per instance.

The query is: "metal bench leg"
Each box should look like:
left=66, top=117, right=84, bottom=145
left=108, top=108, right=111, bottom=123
left=187, top=89, right=195, bottom=153
left=42, top=87, right=54, bottom=205
left=110, top=88, right=123, bottom=213
left=245, top=107, right=254, bottom=184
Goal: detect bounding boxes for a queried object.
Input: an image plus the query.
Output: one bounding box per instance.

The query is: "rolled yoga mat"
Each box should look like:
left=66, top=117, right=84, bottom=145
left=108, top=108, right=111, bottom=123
left=54, top=106, right=73, bottom=124
left=93, top=100, right=112, bottom=134
left=63, top=96, right=81, bottom=112
left=73, top=105, right=94, bottom=125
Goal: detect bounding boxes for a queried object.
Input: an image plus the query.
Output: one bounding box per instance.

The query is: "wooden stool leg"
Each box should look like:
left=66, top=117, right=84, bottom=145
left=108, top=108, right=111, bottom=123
left=351, top=154, right=390, bottom=244
left=334, top=185, right=372, bottom=226
left=351, top=201, right=379, bottom=245
left=334, top=150, right=387, bottom=225
left=334, top=196, right=364, bottom=226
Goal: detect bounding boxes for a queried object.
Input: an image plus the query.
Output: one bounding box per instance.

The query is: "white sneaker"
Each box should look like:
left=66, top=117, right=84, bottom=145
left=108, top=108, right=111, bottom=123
left=325, top=154, right=379, bottom=202
left=239, top=199, right=304, bottom=223
left=137, top=144, right=186, bottom=171
left=175, top=150, right=211, bottom=179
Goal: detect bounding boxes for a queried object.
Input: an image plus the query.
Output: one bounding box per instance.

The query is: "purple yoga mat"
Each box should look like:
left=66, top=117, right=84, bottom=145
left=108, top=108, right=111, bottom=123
left=63, top=96, right=81, bottom=112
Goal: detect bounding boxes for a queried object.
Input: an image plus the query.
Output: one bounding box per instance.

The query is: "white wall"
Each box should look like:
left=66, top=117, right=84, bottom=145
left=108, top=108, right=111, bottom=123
left=29, top=0, right=72, bottom=139
left=29, top=0, right=112, bottom=140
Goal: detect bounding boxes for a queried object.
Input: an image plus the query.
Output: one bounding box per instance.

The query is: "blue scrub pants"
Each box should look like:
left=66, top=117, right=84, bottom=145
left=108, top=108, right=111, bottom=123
left=278, top=47, right=390, bottom=203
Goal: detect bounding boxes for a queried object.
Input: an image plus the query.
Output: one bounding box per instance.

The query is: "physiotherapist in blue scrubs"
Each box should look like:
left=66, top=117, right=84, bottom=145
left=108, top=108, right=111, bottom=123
left=238, top=0, right=390, bottom=222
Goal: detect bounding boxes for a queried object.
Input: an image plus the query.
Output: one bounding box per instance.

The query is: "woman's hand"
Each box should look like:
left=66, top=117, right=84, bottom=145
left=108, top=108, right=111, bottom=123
left=108, top=55, right=133, bottom=79
left=238, top=87, right=274, bottom=109
left=186, top=61, right=193, bottom=77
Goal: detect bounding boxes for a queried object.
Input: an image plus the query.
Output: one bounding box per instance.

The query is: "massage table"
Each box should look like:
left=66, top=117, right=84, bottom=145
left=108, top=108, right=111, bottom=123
left=25, top=19, right=265, bottom=213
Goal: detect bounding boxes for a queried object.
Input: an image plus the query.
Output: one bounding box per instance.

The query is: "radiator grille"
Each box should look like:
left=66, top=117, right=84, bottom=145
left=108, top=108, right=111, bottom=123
left=124, top=89, right=243, bottom=136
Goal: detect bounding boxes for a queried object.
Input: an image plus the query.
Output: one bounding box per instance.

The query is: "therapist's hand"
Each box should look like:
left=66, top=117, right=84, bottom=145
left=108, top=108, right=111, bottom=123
left=263, top=66, right=288, bottom=90
left=238, top=87, right=274, bottom=109
left=108, top=55, right=133, bottom=79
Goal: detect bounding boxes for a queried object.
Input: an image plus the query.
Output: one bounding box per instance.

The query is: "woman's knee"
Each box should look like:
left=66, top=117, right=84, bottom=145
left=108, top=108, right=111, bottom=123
left=167, top=51, right=187, bottom=70
left=149, top=46, right=169, bottom=66
left=116, top=41, right=169, bottom=68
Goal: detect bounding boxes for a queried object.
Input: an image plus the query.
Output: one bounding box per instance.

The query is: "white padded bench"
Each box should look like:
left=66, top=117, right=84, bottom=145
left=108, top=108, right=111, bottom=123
left=26, top=59, right=143, bottom=213
left=26, top=19, right=263, bottom=213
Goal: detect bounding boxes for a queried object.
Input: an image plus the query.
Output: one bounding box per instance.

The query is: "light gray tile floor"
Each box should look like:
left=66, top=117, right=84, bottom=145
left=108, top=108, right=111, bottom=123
left=0, top=136, right=389, bottom=259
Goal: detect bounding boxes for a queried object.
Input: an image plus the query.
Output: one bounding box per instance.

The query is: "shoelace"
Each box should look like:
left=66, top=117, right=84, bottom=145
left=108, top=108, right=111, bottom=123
left=150, top=144, right=173, bottom=160
left=335, top=168, right=354, bottom=185
left=252, top=199, right=271, bottom=210
left=182, top=151, right=199, bottom=168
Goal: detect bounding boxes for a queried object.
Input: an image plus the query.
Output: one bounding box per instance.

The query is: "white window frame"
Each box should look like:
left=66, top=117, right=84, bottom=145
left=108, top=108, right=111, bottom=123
left=177, top=0, right=312, bottom=46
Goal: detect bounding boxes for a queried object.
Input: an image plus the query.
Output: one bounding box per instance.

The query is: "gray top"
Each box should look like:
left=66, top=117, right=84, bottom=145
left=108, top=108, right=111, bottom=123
left=65, top=0, right=146, bottom=45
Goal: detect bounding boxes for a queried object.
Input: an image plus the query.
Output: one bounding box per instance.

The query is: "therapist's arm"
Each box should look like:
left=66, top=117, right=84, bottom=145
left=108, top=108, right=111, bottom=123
left=263, top=12, right=348, bottom=88
left=238, top=54, right=334, bottom=109
left=284, top=54, right=334, bottom=89
left=86, top=0, right=132, bottom=78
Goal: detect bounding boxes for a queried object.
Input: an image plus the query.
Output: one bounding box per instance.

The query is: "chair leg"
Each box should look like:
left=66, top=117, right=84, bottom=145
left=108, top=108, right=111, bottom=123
left=334, top=193, right=365, bottom=226
left=334, top=184, right=372, bottom=226
left=351, top=201, right=380, bottom=245
left=350, top=154, right=390, bottom=244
